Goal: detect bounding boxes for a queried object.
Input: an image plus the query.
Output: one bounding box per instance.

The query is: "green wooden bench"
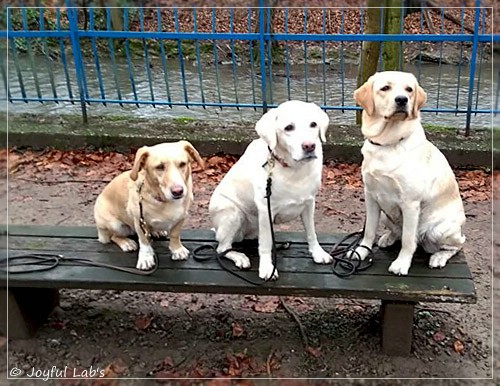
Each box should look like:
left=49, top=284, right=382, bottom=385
left=0, top=225, right=476, bottom=356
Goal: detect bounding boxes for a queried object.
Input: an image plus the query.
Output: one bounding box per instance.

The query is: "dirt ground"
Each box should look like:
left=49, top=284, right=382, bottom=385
left=0, top=149, right=496, bottom=383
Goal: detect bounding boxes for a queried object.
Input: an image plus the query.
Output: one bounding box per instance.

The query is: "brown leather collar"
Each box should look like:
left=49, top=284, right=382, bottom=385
left=267, top=146, right=289, bottom=168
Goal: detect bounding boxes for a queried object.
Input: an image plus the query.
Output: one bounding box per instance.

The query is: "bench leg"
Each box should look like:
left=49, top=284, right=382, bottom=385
left=0, top=288, right=60, bottom=338
left=380, top=300, right=415, bottom=356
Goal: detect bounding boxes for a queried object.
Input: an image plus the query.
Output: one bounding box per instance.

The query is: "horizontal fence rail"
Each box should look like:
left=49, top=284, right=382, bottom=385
left=0, top=1, right=498, bottom=133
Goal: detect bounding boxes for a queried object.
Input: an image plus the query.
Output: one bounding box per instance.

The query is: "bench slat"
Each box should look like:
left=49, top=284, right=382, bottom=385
left=1, top=264, right=476, bottom=303
left=1, top=249, right=472, bottom=279
left=4, top=235, right=468, bottom=265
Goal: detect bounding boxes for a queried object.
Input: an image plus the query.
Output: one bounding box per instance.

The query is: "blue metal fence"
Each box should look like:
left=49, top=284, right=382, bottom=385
left=0, top=1, right=498, bottom=133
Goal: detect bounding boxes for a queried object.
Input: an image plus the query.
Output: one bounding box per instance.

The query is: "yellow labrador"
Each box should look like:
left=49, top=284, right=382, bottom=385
left=351, top=71, right=466, bottom=276
left=209, top=100, right=333, bottom=281
left=94, top=141, right=205, bottom=270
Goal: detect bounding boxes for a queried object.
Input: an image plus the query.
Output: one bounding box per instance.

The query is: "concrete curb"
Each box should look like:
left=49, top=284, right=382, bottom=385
left=1, top=113, right=495, bottom=168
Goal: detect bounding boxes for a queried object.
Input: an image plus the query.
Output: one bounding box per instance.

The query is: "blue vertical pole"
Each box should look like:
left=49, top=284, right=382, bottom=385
left=465, top=0, right=481, bottom=136
left=258, top=0, right=267, bottom=113
left=67, top=1, right=88, bottom=123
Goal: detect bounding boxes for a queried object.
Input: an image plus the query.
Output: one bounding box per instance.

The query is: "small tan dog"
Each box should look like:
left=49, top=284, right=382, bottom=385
left=94, top=141, right=205, bottom=270
left=350, top=71, right=466, bottom=276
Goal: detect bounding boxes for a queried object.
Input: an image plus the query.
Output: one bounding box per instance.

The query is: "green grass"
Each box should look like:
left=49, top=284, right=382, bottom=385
left=173, top=117, right=197, bottom=124
left=423, top=123, right=456, bottom=133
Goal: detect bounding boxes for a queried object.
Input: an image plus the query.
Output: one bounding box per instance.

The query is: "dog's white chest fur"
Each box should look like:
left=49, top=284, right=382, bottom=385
left=138, top=199, right=187, bottom=232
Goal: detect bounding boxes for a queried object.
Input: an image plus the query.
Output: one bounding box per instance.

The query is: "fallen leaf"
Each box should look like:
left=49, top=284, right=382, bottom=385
left=160, top=299, right=169, bottom=308
left=453, top=340, right=465, bottom=354
left=252, top=299, right=279, bottom=313
left=232, top=322, right=245, bottom=338
left=109, top=358, right=127, bottom=375
left=103, top=364, right=118, bottom=379
left=135, top=315, right=152, bottom=331
left=161, top=356, right=174, bottom=369
left=433, top=331, right=446, bottom=343
left=306, top=346, right=321, bottom=358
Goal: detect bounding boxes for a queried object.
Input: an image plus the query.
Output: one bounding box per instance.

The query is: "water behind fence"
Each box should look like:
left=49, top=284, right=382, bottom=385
left=0, top=2, right=498, bottom=133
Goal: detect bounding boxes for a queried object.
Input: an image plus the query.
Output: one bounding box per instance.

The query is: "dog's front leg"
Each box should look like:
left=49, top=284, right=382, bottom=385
left=348, top=192, right=381, bottom=261
left=169, top=219, right=190, bottom=261
left=301, top=199, right=333, bottom=264
left=388, top=202, right=420, bottom=276
left=133, top=218, right=156, bottom=270
left=257, top=203, right=279, bottom=280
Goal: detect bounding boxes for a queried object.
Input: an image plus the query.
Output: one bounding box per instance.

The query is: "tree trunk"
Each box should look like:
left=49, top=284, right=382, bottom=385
left=356, top=1, right=384, bottom=124
left=383, top=0, right=404, bottom=71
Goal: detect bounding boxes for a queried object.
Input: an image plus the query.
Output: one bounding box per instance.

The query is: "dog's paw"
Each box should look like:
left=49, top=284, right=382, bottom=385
left=377, top=231, right=398, bottom=248
left=118, top=238, right=138, bottom=252
left=226, top=251, right=251, bottom=269
left=388, top=256, right=411, bottom=276
left=259, top=261, right=279, bottom=281
left=136, top=246, right=156, bottom=270
left=152, top=230, right=169, bottom=239
left=346, top=245, right=371, bottom=261
left=312, top=248, right=333, bottom=264
left=429, top=251, right=453, bottom=269
left=171, top=245, right=190, bottom=261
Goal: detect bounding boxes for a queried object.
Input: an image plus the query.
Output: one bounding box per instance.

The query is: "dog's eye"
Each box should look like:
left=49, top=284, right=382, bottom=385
left=155, top=164, right=165, bottom=171
left=380, top=85, right=390, bottom=92
left=406, top=86, right=413, bottom=92
left=310, top=122, right=317, bottom=128
left=284, top=124, right=295, bottom=132
left=179, top=161, right=187, bottom=168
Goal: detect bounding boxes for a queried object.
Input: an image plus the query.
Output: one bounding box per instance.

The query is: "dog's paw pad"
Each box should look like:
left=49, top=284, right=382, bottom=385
left=171, top=246, right=190, bottom=261
left=388, top=258, right=410, bottom=276
left=259, top=264, right=279, bottom=281
left=119, top=239, right=138, bottom=252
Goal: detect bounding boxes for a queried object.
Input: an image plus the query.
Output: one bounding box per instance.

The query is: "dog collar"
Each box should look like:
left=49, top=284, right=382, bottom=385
left=136, top=180, right=167, bottom=203
left=264, top=146, right=289, bottom=168
left=368, top=137, right=405, bottom=147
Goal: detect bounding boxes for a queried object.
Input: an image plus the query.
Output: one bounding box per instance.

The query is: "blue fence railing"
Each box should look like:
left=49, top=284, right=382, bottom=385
left=0, top=1, right=499, bottom=134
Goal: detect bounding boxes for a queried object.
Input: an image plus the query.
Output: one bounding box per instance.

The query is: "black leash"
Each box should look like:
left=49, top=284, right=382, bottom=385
left=1, top=180, right=159, bottom=276
left=0, top=251, right=159, bottom=275
left=2, top=155, right=373, bottom=279
left=328, top=229, right=374, bottom=277
left=192, top=175, right=286, bottom=286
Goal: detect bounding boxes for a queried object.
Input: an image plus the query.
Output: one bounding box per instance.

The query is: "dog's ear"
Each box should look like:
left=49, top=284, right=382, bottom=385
left=413, top=81, right=427, bottom=119
left=130, top=146, right=149, bottom=181
left=312, top=104, right=329, bottom=142
left=255, top=108, right=278, bottom=150
left=354, top=75, right=375, bottom=116
left=181, top=140, right=205, bottom=170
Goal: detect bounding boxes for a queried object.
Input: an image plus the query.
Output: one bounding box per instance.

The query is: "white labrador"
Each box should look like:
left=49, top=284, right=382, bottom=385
left=209, top=100, right=333, bottom=280
left=351, top=71, right=466, bottom=276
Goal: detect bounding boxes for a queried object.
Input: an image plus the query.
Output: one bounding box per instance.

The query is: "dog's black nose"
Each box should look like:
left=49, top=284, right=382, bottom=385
left=302, top=142, right=316, bottom=153
left=395, top=95, right=408, bottom=106
left=171, top=186, right=184, bottom=198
